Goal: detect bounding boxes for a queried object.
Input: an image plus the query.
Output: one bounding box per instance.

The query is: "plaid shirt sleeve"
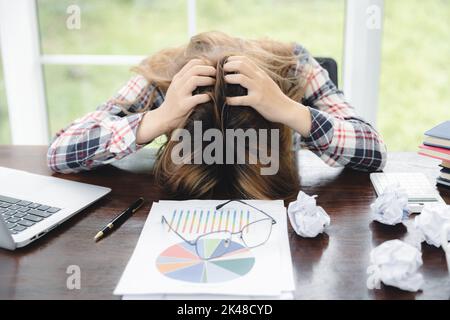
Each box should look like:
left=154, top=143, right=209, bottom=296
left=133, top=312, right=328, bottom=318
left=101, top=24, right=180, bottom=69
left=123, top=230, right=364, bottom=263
left=47, top=75, right=164, bottom=173
left=294, top=44, right=387, bottom=172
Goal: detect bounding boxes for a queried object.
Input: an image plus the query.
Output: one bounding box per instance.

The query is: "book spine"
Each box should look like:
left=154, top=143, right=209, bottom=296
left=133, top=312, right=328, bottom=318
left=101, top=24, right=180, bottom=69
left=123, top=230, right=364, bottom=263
left=418, top=152, right=449, bottom=162
left=423, top=142, right=450, bottom=150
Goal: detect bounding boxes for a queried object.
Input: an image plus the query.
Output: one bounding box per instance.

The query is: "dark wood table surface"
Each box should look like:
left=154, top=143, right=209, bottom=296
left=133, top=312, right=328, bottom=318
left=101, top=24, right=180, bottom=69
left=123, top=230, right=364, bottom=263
left=0, top=146, right=449, bottom=300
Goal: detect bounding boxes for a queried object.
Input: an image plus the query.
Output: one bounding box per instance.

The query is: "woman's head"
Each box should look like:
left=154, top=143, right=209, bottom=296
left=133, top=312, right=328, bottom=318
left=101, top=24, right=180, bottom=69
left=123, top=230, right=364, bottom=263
left=134, top=31, right=307, bottom=102
left=133, top=31, right=307, bottom=200
left=154, top=56, right=300, bottom=200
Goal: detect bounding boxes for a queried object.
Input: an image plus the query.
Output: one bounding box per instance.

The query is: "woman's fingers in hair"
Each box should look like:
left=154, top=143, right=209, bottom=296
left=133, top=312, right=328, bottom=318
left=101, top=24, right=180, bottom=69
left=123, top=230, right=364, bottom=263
left=224, top=73, right=254, bottom=89
left=226, top=96, right=251, bottom=106
left=182, top=65, right=216, bottom=81
left=185, top=75, right=215, bottom=92
left=176, top=59, right=213, bottom=80
left=223, top=59, right=255, bottom=78
left=175, top=59, right=204, bottom=79
left=186, top=93, right=211, bottom=109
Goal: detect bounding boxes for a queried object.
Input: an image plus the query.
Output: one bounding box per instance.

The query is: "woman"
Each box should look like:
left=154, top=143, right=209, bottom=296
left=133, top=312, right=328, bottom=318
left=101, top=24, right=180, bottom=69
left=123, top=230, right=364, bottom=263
left=47, top=31, right=387, bottom=200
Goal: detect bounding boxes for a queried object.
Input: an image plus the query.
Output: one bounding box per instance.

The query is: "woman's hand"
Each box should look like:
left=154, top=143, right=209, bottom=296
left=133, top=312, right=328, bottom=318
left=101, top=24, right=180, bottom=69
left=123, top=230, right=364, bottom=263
left=136, top=59, right=215, bottom=144
left=160, top=59, right=216, bottom=131
left=223, top=56, right=312, bottom=136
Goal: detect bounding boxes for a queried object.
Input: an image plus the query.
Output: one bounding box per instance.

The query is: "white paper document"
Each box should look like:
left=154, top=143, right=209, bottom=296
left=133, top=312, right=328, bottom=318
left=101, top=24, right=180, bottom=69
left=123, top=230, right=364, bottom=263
left=114, top=200, right=295, bottom=299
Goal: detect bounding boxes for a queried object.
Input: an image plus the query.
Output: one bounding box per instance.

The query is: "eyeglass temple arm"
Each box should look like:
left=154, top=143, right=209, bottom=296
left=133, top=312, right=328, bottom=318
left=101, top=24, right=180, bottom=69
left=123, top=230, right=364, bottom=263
left=161, top=216, right=195, bottom=245
left=216, top=200, right=277, bottom=224
left=216, top=200, right=233, bottom=210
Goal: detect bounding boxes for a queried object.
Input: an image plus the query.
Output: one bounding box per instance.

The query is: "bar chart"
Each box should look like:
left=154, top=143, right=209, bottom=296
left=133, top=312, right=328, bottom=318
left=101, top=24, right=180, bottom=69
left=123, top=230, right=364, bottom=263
left=165, top=208, right=252, bottom=235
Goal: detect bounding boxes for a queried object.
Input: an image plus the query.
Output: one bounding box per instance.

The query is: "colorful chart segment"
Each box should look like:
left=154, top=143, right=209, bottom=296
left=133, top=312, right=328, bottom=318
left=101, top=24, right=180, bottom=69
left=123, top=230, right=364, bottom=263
left=156, top=239, right=255, bottom=283
left=166, top=209, right=252, bottom=235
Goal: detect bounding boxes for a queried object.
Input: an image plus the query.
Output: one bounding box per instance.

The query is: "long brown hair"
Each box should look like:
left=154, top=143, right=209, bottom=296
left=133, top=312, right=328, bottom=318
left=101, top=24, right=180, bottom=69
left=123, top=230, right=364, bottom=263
left=132, top=31, right=309, bottom=200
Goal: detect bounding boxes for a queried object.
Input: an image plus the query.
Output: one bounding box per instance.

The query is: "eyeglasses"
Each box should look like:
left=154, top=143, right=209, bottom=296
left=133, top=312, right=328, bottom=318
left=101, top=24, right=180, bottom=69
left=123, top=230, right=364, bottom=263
left=161, top=200, right=276, bottom=260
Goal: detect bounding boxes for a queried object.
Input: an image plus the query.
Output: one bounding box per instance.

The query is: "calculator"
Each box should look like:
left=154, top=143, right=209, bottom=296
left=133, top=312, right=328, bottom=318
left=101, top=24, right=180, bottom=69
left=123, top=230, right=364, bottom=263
left=370, top=172, right=446, bottom=213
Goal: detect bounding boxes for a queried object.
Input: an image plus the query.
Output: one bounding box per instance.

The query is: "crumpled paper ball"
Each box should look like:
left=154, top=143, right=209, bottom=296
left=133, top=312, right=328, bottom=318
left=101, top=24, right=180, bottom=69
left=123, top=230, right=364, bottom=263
left=287, top=191, right=330, bottom=238
left=370, top=184, right=409, bottom=225
left=367, top=239, right=424, bottom=292
left=414, top=203, right=450, bottom=247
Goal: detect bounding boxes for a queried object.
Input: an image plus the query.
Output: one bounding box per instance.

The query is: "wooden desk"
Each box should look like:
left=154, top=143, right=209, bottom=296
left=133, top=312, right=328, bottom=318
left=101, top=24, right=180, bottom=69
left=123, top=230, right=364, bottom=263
left=0, top=146, right=449, bottom=300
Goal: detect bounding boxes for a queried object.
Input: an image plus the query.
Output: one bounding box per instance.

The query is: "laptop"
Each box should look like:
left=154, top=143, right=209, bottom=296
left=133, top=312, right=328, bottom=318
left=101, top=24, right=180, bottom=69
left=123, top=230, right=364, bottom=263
left=0, top=166, right=111, bottom=250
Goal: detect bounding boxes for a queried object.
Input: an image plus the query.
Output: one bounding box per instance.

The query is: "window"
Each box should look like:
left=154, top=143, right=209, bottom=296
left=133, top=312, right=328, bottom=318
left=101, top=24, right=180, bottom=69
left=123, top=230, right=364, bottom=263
left=197, top=0, right=345, bottom=76
left=43, top=65, right=132, bottom=135
left=5, top=1, right=445, bottom=151
left=38, top=0, right=188, bottom=55
left=37, top=0, right=189, bottom=137
left=378, top=0, right=450, bottom=151
left=37, top=0, right=346, bottom=140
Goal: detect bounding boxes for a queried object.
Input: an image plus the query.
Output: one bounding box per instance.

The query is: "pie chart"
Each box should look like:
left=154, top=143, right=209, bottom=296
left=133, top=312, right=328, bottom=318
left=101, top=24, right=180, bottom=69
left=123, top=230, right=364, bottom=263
left=155, top=239, right=255, bottom=283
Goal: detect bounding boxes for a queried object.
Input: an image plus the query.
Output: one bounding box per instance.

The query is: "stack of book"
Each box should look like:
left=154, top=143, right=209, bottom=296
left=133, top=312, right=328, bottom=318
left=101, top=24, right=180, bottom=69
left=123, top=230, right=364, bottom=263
left=418, top=121, right=450, bottom=189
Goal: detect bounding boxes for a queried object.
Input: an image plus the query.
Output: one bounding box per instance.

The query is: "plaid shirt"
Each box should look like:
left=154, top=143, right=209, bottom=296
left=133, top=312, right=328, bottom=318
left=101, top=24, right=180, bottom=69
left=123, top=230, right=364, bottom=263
left=47, top=44, right=387, bottom=173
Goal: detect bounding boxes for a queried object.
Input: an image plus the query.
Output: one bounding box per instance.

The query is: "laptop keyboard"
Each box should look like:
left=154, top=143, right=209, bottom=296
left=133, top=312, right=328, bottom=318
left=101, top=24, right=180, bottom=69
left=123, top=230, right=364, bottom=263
left=0, top=195, right=61, bottom=235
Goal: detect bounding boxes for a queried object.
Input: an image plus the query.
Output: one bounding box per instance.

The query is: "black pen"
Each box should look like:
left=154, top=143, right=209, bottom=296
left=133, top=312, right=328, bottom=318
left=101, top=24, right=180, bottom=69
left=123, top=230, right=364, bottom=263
left=94, top=197, right=145, bottom=242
